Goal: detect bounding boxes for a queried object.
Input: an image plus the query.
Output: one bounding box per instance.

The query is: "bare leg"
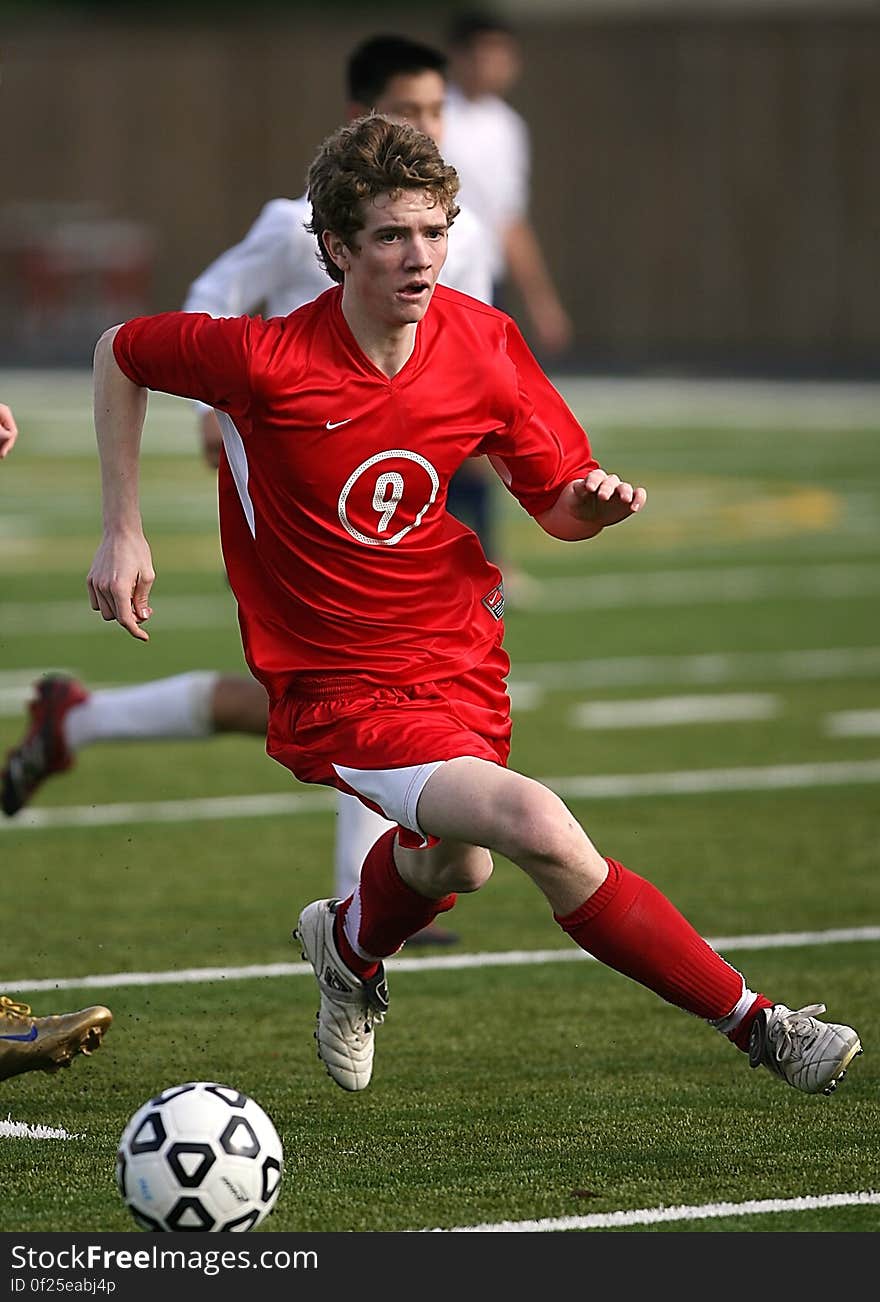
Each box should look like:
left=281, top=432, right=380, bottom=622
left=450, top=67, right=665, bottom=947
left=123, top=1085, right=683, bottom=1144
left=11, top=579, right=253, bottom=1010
left=209, top=674, right=268, bottom=733
left=350, top=757, right=762, bottom=1046
left=401, top=756, right=605, bottom=913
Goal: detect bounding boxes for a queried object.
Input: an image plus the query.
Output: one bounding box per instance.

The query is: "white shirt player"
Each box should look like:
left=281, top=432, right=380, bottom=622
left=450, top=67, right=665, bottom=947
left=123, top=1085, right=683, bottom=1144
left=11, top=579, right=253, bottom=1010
left=183, top=192, right=492, bottom=318
left=442, top=83, right=530, bottom=285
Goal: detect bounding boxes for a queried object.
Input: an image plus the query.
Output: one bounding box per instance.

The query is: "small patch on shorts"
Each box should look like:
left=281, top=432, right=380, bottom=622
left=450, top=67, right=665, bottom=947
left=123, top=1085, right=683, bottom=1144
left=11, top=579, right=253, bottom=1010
left=481, top=582, right=505, bottom=620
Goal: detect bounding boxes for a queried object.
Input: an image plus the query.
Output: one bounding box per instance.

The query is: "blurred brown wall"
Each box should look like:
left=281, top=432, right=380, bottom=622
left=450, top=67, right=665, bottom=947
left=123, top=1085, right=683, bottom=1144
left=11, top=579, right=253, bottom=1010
left=2, top=10, right=877, bottom=371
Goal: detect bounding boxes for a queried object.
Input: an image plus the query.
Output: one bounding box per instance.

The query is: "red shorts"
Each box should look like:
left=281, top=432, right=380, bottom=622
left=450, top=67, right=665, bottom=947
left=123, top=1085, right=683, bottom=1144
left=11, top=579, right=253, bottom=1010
left=267, top=640, right=512, bottom=847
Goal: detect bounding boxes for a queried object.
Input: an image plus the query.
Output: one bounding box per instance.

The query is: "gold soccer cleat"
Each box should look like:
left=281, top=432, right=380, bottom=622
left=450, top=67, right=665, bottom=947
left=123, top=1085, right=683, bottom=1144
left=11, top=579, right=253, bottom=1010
left=0, top=996, right=113, bottom=1081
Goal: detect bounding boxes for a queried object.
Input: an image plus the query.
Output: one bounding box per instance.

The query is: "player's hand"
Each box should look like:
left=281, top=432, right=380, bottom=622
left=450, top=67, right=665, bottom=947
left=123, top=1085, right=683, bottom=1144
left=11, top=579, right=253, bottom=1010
left=0, top=402, right=19, bottom=459
left=200, top=410, right=224, bottom=470
left=571, top=469, right=647, bottom=531
left=87, top=531, right=155, bottom=641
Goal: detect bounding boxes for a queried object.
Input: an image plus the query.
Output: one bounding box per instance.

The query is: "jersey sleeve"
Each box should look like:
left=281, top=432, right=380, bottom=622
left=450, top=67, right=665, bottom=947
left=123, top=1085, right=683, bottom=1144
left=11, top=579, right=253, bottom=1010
left=113, top=312, right=256, bottom=414
left=484, top=318, right=598, bottom=518
left=181, top=200, right=297, bottom=318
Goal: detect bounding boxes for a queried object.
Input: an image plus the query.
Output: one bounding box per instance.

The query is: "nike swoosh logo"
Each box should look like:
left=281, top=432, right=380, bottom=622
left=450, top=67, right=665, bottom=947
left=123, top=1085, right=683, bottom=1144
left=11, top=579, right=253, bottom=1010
left=326, top=419, right=353, bottom=430
left=0, top=1025, right=38, bottom=1042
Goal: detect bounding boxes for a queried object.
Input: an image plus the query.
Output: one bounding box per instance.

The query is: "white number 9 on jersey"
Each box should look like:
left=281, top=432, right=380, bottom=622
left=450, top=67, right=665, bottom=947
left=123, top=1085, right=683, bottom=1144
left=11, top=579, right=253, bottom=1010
left=338, top=449, right=440, bottom=546
left=372, top=472, right=405, bottom=532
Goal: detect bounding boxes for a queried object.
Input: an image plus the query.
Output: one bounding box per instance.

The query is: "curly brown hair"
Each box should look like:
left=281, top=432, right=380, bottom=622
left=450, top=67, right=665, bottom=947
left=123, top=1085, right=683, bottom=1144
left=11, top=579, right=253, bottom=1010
left=306, top=113, right=460, bottom=284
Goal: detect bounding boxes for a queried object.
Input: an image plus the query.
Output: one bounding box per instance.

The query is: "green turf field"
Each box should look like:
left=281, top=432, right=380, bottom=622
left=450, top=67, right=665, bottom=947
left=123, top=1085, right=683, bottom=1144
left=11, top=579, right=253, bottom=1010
left=1, top=371, right=878, bottom=1234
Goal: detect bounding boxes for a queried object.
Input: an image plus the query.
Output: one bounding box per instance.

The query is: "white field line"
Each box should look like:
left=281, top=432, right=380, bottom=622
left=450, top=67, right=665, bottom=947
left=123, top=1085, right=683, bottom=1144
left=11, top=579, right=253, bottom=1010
left=571, top=693, right=779, bottom=729
left=4, top=926, right=878, bottom=995
left=554, top=376, right=880, bottom=432
left=422, top=1190, right=880, bottom=1233
left=0, top=791, right=335, bottom=830
left=3, top=757, right=879, bottom=834
left=0, top=671, right=130, bottom=717
left=0, top=669, right=76, bottom=687
left=547, top=759, right=880, bottom=799
left=515, top=645, right=880, bottom=689
left=0, top=1116, right=83, bottom=1141
left=2, top=566, right=878, bottom=634
left=532, top=563, right=880, bottom=610
left=0, top=595, right=234, bottom=636
left=0, top=688, right=37, bottom=716
left=826, top=710, right=880, bottom=738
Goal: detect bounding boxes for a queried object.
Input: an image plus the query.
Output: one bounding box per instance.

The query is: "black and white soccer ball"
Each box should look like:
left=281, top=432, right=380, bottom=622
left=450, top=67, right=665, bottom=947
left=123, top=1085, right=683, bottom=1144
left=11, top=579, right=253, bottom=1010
left=116, top=1082, right=283, bottom=1232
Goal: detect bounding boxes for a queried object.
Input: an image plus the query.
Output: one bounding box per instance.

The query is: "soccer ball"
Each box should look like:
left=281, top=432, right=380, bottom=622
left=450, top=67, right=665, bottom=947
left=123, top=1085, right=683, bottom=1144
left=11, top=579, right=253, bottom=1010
left=116, top=1082, right=283, bottom=1232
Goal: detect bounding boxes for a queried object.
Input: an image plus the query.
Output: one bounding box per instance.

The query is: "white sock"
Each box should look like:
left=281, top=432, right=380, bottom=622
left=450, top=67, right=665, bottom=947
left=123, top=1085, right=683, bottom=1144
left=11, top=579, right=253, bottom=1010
left=64, top=672, right=219, bottom=750
left=710, top=982, right=757, bottom=1036
left=333, top=791, right=395, bottom=900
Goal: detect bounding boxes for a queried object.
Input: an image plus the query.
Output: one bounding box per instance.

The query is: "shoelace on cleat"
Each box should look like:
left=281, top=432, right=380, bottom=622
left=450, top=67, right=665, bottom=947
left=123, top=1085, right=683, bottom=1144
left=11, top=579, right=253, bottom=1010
left=768, top=1003, right=827, bottom=1063
left=0, top=996, right=33, bottom=1022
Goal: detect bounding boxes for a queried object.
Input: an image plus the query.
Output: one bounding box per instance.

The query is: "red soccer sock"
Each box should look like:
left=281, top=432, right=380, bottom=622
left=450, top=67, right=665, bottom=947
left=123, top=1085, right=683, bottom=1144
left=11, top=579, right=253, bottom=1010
left=728, top=993, right=774, bottom=1051
left=555, top=858, right=770, bottom=1041
left=334, top=828, right=456, bottom=979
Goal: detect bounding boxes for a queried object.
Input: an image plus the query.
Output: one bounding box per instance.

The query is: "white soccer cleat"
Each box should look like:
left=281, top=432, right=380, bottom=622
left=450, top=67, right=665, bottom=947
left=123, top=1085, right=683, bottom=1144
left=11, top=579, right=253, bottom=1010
left=749, top=1003, right=862, bottom=1095
left=293, top=899, right=388, bottom=1092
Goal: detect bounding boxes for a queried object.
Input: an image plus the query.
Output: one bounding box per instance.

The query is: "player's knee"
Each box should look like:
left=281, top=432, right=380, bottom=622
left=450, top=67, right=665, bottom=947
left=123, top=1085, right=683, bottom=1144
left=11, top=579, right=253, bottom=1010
left=408, top=844, right=493, bottom=896
left=448, top=846, right=493, bottom=893
left=498, top=782, right=583, bottom=869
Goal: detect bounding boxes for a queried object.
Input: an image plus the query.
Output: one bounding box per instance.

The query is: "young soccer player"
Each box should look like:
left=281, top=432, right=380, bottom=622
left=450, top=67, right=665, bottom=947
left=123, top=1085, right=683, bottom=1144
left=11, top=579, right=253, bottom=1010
left=87, top=115, right=860, bottom=1099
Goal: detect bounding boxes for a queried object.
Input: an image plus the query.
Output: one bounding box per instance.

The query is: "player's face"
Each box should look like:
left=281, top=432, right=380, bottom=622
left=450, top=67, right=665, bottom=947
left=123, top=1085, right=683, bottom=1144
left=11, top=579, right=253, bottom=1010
left=359, top=70, right=446, bottom=145
left=329, top=189, right=448, bottom=328
left=460, top=35, right=520, bottom=97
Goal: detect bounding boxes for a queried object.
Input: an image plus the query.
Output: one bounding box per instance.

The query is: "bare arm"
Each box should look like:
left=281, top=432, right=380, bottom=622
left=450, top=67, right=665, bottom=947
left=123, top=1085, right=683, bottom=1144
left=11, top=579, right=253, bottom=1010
left=88, top=326, right=155, bottom=641
left=0, top=402, right=18, bottom=459
left=536, top=468, right=646, bottom=542
left=503, top=219, right=573, bottom=357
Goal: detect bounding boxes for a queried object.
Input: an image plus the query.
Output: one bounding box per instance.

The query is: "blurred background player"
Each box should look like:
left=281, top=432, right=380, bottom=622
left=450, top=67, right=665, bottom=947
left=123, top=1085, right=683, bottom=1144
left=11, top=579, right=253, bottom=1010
left=443, top=10, right=573, bottom=356
left=440, top=9, right=573, bottom=590
left=2, top=34, right=507, bottom=948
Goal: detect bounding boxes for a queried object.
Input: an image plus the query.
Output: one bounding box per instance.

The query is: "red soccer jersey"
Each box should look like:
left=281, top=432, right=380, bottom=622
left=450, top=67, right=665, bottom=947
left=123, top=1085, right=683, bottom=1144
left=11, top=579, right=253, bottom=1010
left=113, top=285, right=597, bottom=699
